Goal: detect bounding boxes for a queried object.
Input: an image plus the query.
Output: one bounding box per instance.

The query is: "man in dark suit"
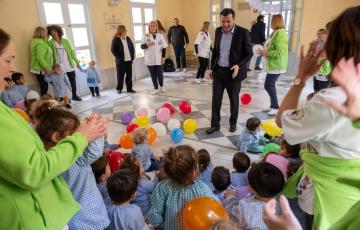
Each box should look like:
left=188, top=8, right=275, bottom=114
left=249, top=15, right=266, bottom=71
left=206, top=8, right=253, bottom=134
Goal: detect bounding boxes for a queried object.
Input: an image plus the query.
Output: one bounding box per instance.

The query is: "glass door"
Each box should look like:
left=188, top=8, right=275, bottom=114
left=36, top=0, right=95, bottom=95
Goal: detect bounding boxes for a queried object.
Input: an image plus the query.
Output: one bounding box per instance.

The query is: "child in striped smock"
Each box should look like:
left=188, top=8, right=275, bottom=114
left=79, top=60, right=101, bottom=97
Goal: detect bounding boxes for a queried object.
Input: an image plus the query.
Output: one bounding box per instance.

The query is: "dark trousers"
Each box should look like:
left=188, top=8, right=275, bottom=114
left=116, top=61, right=133, bottom=91
left=313, top=77, right=329, bottom=91
left=66, top=71, right=78, bottom=98
left=196, top=57, right=209, bottom=79
left=211, top=67, right=242, bottom=127
left=89, top=87, right=100, bottom=96
left=264, top=73, right=280, bottom=109
left=173, top=45, right=186, bottom=68
left=148, top=65, right=164, bottom=90
left=304, top=213, right=314, bottom=230
left=35, top=73, right=48, bottom=96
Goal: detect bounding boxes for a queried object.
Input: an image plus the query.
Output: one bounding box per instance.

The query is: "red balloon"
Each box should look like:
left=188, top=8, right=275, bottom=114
left=162, top=103, right=175, bottom=115
left=179, top=100, right=192, bottom=114
left=240, top=93, right=252, bottom=105
left=107, top=151, right=125, bottom=172
left=127, top=123, right=138, bottom=133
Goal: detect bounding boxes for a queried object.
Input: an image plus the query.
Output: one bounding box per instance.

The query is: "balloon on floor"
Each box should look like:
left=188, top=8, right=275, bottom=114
left=170, top=128, right=184, bottom=143
left=13, top=108, right=29, bottom=123
left=120, top=111, right=134, bottom=124
left=183, top=119, right=197, bottom=134
left=148, top=127, right=157, bottom=145
left=162, top=103, right=175, bottom=115
left=135, top=107, right=149, bottom=117
left=179, top=100, right=192, bottom=114
left=157, top=107, right=171, bottom=123
left=167, top=118, right=181, bottom=131
left=240, top=93, right=252, bottom=105
left=183, top=197, right=229, bottom=230
left=119, top=133, right=134, bottom=149
left=263, top=143, right=281, bottom=155
left=261, top=119, right=282, bottom=137
left=127, top=123, right=138, bottom=133
left=152, top=122, right=167, bottom=136
left=108, top=151, right=125, bottom=172
left=135, top=116, right=150, bottom=128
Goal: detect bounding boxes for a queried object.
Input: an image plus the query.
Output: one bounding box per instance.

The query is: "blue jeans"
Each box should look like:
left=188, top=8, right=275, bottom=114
left=173, top=45, right=186, bottom=68
left=264, top=73, right=280, bottom=109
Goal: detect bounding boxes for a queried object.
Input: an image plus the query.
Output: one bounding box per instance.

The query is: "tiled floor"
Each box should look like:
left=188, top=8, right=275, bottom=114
left=73, top=69, right=313, bottom=170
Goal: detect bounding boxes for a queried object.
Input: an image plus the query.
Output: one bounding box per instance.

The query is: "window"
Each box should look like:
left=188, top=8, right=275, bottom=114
left=210, top=0, right=234, bottom=30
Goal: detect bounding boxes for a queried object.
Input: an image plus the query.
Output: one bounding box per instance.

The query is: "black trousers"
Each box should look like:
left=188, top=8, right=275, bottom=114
left=66, top=71, right=78, bottom=97
left=89, top=87, right=100, bottom=96
left=211, top=67, right=242, bottom=127
left=173, top=45, right=186, bottom=68
left=313, top=77, right=329, bottom=91
left=148, top=65, right=164, bottom=90
left=116, top=61, right=133, bottom=91
left=35, top=73, right=48, bottom=96
left=196, top=57, right=209, bottom=79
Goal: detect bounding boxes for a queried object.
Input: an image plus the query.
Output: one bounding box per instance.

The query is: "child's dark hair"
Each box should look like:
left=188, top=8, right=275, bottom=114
left=91, top=156, right=109, bottom=184
left=120, top=154, right=141, bottom=180
left=164, top=145, right=197, bottom=186
left=4, top=77, right=12, bottom=83
left=233, top=152, right=250, bottom=173
left=281, top=139, right=300, bottom=158
left=197, top=149, right=211, bottom=173
left=11, top=72, right=23, bottom=84
left=107, top=169, right=138, bottom=203
left=246, top=117, right=261, bottom=131
left=34, top=101, right=80, bottom=147
left=211, top=166, right=231, bottom=192
left=248, top=162, right=285, bottom=198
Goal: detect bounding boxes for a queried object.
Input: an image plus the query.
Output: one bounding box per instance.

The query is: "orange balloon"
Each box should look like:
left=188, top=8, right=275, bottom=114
left=148, top=127, right=157, bottom=145
left=119, top=133, right=134, bottom=149
left=183, top=197, right=229, bottom=230
left=13, top=108, right=30, bottom=123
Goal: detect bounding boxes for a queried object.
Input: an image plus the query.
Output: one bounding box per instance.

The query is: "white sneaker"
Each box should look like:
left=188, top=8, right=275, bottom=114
left=267, top=109, right=278, bottom=116
left=182, top=68, right=187, bottom=72
left=152, top=90, right=159, bottom=95
left=175, top=68, right=180, bottom=72
left=195, top=79, right=201, bottom=84
left=160, top=86, right=166, bottom=93
left=262, top=107, right=272, bottom=113
left=201, top=78, right=208, bottom=82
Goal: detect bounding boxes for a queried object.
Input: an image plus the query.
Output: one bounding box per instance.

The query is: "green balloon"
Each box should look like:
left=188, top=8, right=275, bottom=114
left=263, top=143, right=281, bottom=155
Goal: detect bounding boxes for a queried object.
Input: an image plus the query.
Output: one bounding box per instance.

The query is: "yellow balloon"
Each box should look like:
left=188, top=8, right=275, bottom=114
left=261, top=119, right=282, bottom=137
left=135, top=116, right=150, bottom=128
left=183, top=119, right=198, bottom=134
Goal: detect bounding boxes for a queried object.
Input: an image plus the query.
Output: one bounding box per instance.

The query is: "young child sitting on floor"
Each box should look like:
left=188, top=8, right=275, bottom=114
left=279, top=139, right=302, bottom=178
left=107, top=169, right=148, bottom=230
left=45, top=64, right=72, bottom=109
left=147, top=145, right=218, bottom=230
left=211, top=166, right=234, bottom=204
left=91, top=156, right=112, bottom=206
left=1, top=77, right=25, bottom=108
left=230, top=162, right=285, bottom=229
left=34, top=101, right=110, bottom=229
left=79, top=60, right=101, bottom=97
left=238, top=117, right=268, bottom=153
left=120, top=154, right=159, bottom=216
left=11, top=72, right=28, bottom=97
left=131, top=128, right=160, bottom=172
left=231, top=152, right=250, bottom=187
left=197, top=148, right=214, bottom=189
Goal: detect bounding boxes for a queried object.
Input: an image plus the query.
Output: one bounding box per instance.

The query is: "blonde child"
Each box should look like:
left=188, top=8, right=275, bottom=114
left=45, top=64, right=71, bottom=108
left=79, top=60, right=101, bottom=97
left=131, top=128, right=160, bottom=172
left=147, top=145, right=218, bottom=230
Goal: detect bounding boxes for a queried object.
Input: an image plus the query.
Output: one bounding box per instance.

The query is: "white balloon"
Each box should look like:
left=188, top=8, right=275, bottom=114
left=152, top=123, right=167, bottom=137
left=167, top=118, right=181, bottom=131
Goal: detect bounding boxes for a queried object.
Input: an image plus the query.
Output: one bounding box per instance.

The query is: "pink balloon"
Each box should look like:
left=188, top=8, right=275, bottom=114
left=157, top=107, right=171, bottom=123
left=136, top=107, right=149, bottom=117
left=15, top=100, right=27, bottom=112
left=265, top=154, right=289, bottom=178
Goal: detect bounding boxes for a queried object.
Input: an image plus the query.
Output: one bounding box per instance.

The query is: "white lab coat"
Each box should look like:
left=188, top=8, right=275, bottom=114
left=194, top=31, right=212, bottom=58
left=143, top=33, right=168, bottom=66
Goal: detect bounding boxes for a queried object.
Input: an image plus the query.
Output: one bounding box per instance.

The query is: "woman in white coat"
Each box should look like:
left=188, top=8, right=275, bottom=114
left=141, top=20, right=168, bottom=94
left=194, top=21, right=212, bottom=84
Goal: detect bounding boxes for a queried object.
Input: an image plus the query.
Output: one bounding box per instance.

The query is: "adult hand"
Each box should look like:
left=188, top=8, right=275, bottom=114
left=184, top=43, right=188, bottom=49
left=231, top=64, right=239, bottom=79
left=76, top=117, right=108, bottom=143
left=147, top=41, right=155, bottom=47
left=209, top=70, right=213, bottom=79
left=257, top=49, right=268, bottom=57
left=325, top=58, right=360, bottom=121
left=296, top=41, right=324, bottom=82
left=263, top=195, right=302, bottom=230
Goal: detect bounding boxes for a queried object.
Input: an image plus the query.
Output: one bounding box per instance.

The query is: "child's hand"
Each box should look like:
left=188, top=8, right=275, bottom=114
left=224, top=189, right=237, bottom=197
left=155, top=156, right=161, bottom=162
left=155, top=170, right=160, bottom=177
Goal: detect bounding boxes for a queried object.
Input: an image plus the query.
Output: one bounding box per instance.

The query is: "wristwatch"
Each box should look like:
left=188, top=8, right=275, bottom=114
left=291, top=78, right=305, bottom=88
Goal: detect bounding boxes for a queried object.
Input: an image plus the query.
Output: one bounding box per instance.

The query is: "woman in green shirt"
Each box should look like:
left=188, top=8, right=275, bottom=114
left=0, top=28, right=107, bottom=229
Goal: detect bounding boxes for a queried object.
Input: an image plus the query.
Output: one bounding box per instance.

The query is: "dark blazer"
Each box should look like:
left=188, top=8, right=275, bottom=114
left=111, top=36, right=135, bottom=63
left=211, top=25, right=253, bottom=81
left=250, top=21, right=266, bottom=44
left=167, top=25, right=189, bottom=47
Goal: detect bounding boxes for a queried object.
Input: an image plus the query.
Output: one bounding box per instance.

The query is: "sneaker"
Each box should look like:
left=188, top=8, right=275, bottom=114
left=91, top=94, right=95, bottom=97
left=160, top=86, right=166, bottom=93
left=175, top=68, right=180, bottom=72
left=201, top=78, right=208, bottom=82
left=152, top=90, right=159, bottom=95
left=262, top=107, right=272, bottom=113
left=96, top=94, right=100, bottom=97
left=255, top=67, right=263, bottom=71
left=182, top=68, right=187, bottom=72
left=267, top=109, right=278, bottom=116
left=195, top=79, right=201, bottom=84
